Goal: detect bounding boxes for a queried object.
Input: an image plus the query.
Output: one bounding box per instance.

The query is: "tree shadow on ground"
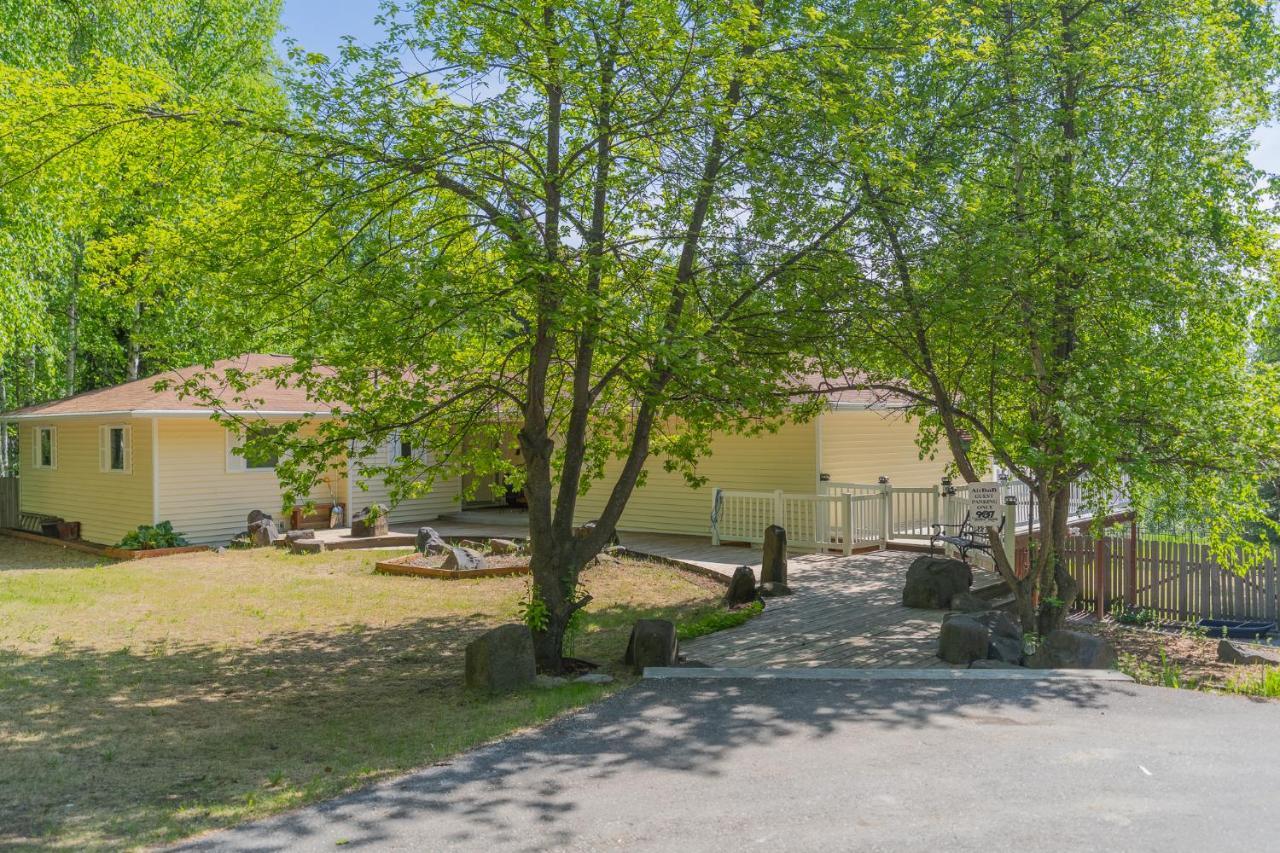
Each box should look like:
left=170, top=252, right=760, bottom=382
left=173, top=672, right=1134, bottom=852
left=0, top=589, right=708, bottom=851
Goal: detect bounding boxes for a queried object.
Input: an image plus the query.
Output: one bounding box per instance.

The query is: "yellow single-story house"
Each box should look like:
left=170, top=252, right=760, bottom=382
left=0, top=355, right=460, bottom=545
left=1, top=355, right=949, bottom=546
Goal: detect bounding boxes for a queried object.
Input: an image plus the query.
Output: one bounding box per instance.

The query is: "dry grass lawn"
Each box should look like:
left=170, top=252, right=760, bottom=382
left=0, top=536, right=725, bottom=850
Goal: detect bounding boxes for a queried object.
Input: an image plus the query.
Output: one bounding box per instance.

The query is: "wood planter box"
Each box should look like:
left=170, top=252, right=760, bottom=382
left=374, top=554, right=531, bottom=580
left=2, top=528, right=208, bottom=560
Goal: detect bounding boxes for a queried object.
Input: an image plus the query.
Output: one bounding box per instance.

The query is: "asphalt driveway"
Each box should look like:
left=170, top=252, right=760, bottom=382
left=178, top=674, right=1280, bottom=852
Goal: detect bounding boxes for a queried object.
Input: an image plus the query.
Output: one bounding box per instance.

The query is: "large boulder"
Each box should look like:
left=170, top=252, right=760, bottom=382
left=903, top=556, right=973, bottom=609
left=972, top=610, right=1022, bottom=643
left=465, top=624, right=537, bottom=692
left=949, top=591, right=990, bottom=612
left=624, top=619, right=679, bottom=672
left=248, top=518, right=279, bottom=548
left=415, top=526, right=448, bottom=555
left=1217, top=640, right=1280, bottom=666
left=443, top=546, right=485, bottom=572
left=247, top=509, right=272, bottom=527
left=938, top=614, right=989, bottom=665
left=761, top=525, right=788, bottom=586
left=723, top=565, right=758, bottom=606
left=1027, top=630, right=1117, bottom=670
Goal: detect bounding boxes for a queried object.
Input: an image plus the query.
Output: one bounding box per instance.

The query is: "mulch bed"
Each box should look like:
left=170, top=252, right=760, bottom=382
left=1075, top=617, right=1268, bottom=690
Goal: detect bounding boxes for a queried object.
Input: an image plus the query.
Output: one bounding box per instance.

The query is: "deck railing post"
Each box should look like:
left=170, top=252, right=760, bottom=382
left=878, top=476, right=891, bottom=548
left=710, top=487, right=722, bottom=547
left=843, top=492, right=853, bottom=556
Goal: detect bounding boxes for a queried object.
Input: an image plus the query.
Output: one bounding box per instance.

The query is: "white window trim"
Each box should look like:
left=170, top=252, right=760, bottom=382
left=226, top=428, right=277, bottom=473
left=386, top=431, right=426, bottom=464
left=98, top=424, right=133, bottom=474
left=33, top=426, right=57, bottom=470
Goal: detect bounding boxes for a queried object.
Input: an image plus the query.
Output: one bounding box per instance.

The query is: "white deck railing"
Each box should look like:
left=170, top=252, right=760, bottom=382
left=710, top=477, right=1130, bottom=556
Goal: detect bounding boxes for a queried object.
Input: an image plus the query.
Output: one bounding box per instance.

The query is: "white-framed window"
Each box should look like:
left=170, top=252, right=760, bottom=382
left=98, top=424, right=132, bottom=473
left=387, top=431, right=415, bottom=463
left=32, top=426, right=57, bottom=470
left=226, top=426, right=279, bottom=472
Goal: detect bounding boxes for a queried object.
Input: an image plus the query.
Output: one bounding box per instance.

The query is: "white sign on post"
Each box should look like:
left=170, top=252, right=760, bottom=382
left=968, top=483, right=1002, bottom=528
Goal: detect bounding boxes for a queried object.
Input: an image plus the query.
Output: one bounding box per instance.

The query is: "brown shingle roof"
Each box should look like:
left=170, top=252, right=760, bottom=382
left=0, top=354, right=332, bottom=419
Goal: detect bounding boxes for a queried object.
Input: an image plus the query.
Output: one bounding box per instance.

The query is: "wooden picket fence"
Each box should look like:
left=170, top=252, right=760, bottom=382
left=1067, top=532, right=1279, bottom=623
left=0, top=476, right=16, bottom=529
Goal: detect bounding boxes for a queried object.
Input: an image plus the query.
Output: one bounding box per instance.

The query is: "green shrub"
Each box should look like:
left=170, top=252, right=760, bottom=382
left=117, top=521, right=189, bottom=550
left=677, top=601, right=763, bottom=640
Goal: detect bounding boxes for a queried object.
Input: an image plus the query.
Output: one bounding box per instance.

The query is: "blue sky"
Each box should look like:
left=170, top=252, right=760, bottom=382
left=278, top=0, right=1280, bottom=172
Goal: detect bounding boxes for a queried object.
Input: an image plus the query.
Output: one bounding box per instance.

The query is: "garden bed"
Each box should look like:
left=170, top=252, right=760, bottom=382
left=374, top=551, right=531, bottom=579
left=2, top=528, right=208, bottom=560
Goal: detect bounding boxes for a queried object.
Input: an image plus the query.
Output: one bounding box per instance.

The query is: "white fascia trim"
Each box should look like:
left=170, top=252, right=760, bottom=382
left=4, top=409, right=333, bottom=421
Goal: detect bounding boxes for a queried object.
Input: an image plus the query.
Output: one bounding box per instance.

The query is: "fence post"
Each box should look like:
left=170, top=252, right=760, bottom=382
left=843, top=492, right=853, bottom=556
left=932, top=484, right=941, bottom=533
left=773, top=489, right=785, bottom=529
left=710, top=487, right=722, bottom=547
left=1094, top=536, right=1108, bottom=619
left=1125, top=517, right=1137, bottom=607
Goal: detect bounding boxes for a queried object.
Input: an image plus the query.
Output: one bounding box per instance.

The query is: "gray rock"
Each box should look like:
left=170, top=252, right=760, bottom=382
left=247, top=509, right=272, bottom=527
left=1026, top=630, right=1117, bottom=670
left=464, top=624, right=537, bottom=692
left=1217, top=639, right=1280, bottom=666
left=987, top=634, right=1024, bottom=664
left=534, top=674, right=569, bottom=688
left=759, top=581, right=792, bottom=597
left=938, top=614, right=990, bottom=665
left=972, top=610, right=1022, bottom=642
left=903, top=556, right=973, bottom=609
left=969, top=659, right=1022, bottom=669
left=248, top=518, right=279, bottom=548
left=723, top=565, right=758, bottom=606
left=761, top=525, right=788, bottom=586
left=574, top=673, right=615, bottom=685
left=213, top=546, right=227, bottom=555
left=624, top=619, right=679, bottom=672
left=443, top=546, right=485, bottom=571
left=415, top=526, right=448, bottom=555
left=949, top=591, right=990, bottom=612
left=489, top=538, right=520, bottom=555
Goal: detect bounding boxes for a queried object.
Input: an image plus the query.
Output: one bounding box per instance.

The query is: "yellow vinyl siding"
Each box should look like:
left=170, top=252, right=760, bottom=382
left=20, top=417, right=153, bottom=545
left=818, top=409, right=950, bottom=486
left=572, top=421, right=819, bottom=536
left=352, top=461, right=462, bottom=525
left=156, top=418, right=345, bottom=545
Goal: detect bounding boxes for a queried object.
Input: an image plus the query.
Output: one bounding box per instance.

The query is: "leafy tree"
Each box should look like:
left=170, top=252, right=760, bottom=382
left=3, top=0, right=950, bottom=669
left=0, top=0, right=282, bottom=418
left=822, top=0, right=1280, bottom=634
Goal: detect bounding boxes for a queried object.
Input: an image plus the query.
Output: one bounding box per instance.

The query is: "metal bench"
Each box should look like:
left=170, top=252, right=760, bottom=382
left=930, top=511, right=1005, bottom=565
left=18, top=511, right=61, bottom=533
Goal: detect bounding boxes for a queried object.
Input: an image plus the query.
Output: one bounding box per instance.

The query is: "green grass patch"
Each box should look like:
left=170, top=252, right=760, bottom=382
left=0, top=538, right=722, bottom=850
left=677, top=601, right=763, bottom=640
left=1225, top=666, right=1280, bottom=697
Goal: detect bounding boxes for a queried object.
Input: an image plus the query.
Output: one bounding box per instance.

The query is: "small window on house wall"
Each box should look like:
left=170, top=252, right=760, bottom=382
left=99, top=425, right=132, bottom=473
left=226, top=426, right=279, bottom=472
left=33, top=426, right=56, bottom=469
